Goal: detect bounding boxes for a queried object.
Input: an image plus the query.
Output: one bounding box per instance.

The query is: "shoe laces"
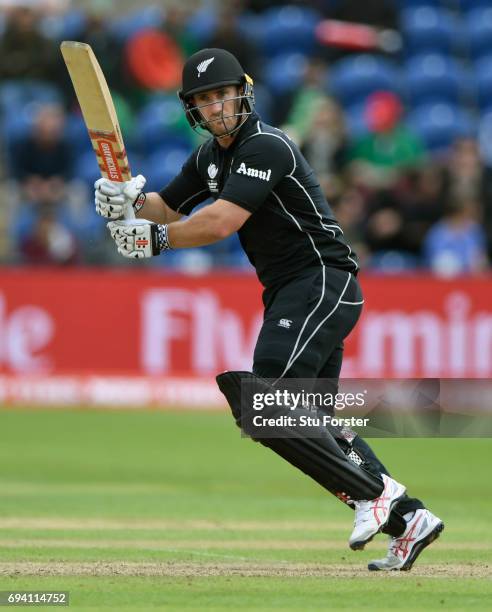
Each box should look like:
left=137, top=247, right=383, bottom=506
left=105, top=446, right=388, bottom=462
left=389, top=536, right=404, bottom=558
left=353, top=500, right=373, bottom=525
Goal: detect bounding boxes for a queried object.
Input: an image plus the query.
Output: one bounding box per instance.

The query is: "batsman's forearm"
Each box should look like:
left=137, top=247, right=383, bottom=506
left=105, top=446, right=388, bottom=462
left=166, top=209, right=230, bottom=248
left=136, top=192, right=179, bottom=224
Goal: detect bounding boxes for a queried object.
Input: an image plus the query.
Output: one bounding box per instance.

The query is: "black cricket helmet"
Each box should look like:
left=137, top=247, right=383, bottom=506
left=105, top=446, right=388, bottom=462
left=178, top=48, right=255, bottom=137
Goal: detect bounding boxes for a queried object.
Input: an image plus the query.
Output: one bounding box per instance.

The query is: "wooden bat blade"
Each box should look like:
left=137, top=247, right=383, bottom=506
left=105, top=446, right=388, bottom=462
left=61, top=40, right=132, bottom=183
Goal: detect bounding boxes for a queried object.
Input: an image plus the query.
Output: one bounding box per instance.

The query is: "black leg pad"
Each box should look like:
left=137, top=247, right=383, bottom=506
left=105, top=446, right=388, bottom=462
left=216, top=371, right=384, bottom=501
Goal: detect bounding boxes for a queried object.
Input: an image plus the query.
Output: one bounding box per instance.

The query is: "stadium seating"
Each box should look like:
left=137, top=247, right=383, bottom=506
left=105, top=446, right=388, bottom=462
left=264, top=53, right=308, bottom=96
left=64, top=113, right=92, bottom=156
left=401, top=6, right=460, bottom=56
left=458, top=0, right=492, bottom=14
left=405, top=54, right=469, bottom=106
left=465, top=8, right=492, bottom=61
left=261, top=6, right=320, bottom=57
left=250, top=83, right=274, bottom=124
left=108, top=5, right=165, bottom=42
left=0, top=81, right=62, bottom=114
left=141, top=147, right=191, bottom=193
left=72, top=149, right=102, bottom=186
left=237, top=12, right=265, bottom=48
left=185, top=8, right=217, bottom=45
left=330, top=55, right=401, bottom=106
left=40, top=8, right=87, bottom=41
left=407, top=103, right=476, bottom=151
left=473, top=55, right=492, bottom=111
left=369, top=251, right=421, bottom=272
left=135, top=96, right=194, bottom=155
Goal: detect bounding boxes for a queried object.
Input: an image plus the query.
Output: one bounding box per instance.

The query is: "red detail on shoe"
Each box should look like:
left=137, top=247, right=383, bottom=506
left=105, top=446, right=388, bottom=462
left=392, top=514, right=424, bottom=558
left=336, top=491, right=352, bottom=505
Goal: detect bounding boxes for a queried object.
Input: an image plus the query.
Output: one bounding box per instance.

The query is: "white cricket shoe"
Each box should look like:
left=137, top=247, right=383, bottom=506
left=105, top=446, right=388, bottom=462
left=368, top=509, right=444, bottom=571
left=349, top=474, right=406, bottom=551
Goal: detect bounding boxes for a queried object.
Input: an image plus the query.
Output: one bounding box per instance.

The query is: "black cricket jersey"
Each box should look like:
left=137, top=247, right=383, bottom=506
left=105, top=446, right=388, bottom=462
left=159, top=112, right=358, bottom=289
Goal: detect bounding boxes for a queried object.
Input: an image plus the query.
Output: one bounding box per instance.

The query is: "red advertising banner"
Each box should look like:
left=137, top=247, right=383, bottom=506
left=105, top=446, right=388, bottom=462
left=1, top=268, right=491, bottom=384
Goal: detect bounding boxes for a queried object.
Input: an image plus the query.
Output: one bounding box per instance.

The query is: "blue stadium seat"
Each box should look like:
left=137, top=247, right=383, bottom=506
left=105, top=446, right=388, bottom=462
left=0, top=81, right=62, bottom=115
left=407, top=103, right=476, bottom=152
left=401, top=7, right=459, bottom=55
left=330, top=55, right=401, bottom=106
left=135, top=97, right=194, bottom=154
left=261, top=6, right=320, bottom=57
left=458, top=0, right=492, bottom=14
left=0, top=85, right=64, bottom=170
left=405, top=54, right=469, bottom=106
left=473, top=56, right=492, bottom=111
left=59, top=201, right=104, bottom=243
left=64, top=113, right=92, bottom=156
left=72, top=150, right=101, bottom=186
left=0, top=104, right=37, bottom=170
left=264, top=53, right=308, bottom=96
left=465, top=8, right=492, bottom=61
left=252, top=83, right=273, bottom=124
left=41, top=9, right=87, bottom=40
left=237, top=12, right=265, bottom=48
left=185, top=8, right=217, bottom=45
left=369, top=251, right=421, bottom=273
left=141, top=147, right=191, bottom=192
left=109, top=6, right=165, bottom=42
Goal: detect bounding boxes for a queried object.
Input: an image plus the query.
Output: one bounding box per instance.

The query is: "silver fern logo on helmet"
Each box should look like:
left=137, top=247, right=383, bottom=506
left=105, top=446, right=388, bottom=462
left=197, top=57, right=215, bottom=77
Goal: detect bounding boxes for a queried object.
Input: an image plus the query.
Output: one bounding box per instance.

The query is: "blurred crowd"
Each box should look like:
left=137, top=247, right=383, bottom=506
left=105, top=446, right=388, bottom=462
left=0, top=0, right=492, bottom=275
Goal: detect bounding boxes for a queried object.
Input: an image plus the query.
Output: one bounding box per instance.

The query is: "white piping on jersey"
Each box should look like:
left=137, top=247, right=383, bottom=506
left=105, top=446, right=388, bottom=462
left=252, top=120, right=296, bottom=173
left=287, top=173, right=358, bottom=268
left=196, top=143, right=205, bottom=173
left=270, top=189, right=325, bottom=266
left=340, top=299, right=364, bottom=306
left=176, top=188, right=209, bottom=212
left=250, top=121, right=358, bottom=271
left=270, top=190, right=359, bottom=379
left=278, top=272, right=352, bottom=380
left=271, top=188, right=327, bottom=382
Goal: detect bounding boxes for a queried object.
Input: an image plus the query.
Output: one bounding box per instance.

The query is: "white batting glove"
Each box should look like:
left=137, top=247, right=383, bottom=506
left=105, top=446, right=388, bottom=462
left=94, top=174, right=147, bottom=220
left=107, top=219, right=172, bottom=259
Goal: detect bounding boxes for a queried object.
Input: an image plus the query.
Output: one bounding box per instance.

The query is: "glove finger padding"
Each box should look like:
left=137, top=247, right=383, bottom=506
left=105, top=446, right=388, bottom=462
left=123, top=175, right=146, bottom=201
left=107, top=220, right=160, bottom=258
left=95, top=194, right=125, bottom=220
left=94, top=175, right=147, bottom=220
left=95, top=191, right=126, bottom=206
left=95, top=178, right=124, bottom=196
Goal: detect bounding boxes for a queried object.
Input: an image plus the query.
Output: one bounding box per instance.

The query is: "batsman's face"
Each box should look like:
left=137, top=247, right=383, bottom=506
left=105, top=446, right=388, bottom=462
left=192, top=86, right=240, bottom=136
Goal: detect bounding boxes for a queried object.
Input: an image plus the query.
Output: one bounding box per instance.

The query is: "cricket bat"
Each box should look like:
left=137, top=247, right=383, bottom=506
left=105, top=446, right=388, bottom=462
left=60, top=40, right=135, bottom=219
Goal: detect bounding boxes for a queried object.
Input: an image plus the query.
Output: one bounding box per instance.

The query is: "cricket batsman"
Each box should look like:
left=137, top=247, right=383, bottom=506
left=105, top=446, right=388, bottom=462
left=94, top=48, right=444, bottom=571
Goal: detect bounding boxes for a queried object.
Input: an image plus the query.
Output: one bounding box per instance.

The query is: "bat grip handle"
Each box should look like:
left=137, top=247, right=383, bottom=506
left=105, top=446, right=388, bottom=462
left=123, top=201, right=135, bottom=220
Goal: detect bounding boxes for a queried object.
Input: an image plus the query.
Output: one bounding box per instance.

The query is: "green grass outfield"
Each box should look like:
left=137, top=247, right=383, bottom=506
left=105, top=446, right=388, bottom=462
left=0, top=409, right=490, bottom=610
